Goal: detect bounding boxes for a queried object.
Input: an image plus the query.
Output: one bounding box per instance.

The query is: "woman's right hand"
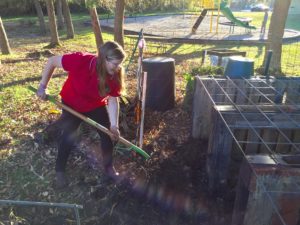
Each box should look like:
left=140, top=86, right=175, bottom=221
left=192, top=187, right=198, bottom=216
left=36, top=83, right=48, bottom=100
left=37, top=55, right=63, bottom=100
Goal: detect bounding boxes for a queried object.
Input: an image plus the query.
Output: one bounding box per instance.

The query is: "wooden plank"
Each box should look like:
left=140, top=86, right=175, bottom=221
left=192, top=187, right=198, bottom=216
left=212, top=78, right=227, bottom=104
left=233, top=155, right=300, bottom=225
left=273, top=79, right=288, bottom=104
left=232, top=128, right=248, bottom=159
left=192, top=77, right=215, bottom=139
left=221, top=111, right=300, bottom=130
left=290, top=129, right=300, bottom=154
left=249, top=79, right=280, bottom=104
left=235, top=79, right=248, bottom=104
left=192, top=77, right=233, bottom=139
left=201, top=79, right=215, bottom=139
left=247, top=80, right=264, bottom=104
left=215, top=104, right=300, bottom=113
left=258, top=128, right=279, bottom=154
left=244, top=128, right=262, bottom=154
left=218, top=106, right=300, bottom=155
left=285, top=79, right=300, bottom=104
left=275, top=129, right=293, bottom=154
left=232, top=156, right=276, bottom=225
left=192, top=77, right=206, bottom=138
left=229, top=128, right=248, bottom=187
left=252, top=80, right=271, bottom=104
left=223, top=79, right=236, bottom=104
left=207, top=108, right=233, bottom=192
left=271, top=194, right=300, bottom=225
left=253, top=80, right=276, bottom=104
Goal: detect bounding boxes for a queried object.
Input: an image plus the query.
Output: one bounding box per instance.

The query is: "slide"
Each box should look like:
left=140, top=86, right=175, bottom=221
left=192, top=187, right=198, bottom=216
left=192, top=9, right=208, bottom=33
left=220, top=0, right=256, bottom=30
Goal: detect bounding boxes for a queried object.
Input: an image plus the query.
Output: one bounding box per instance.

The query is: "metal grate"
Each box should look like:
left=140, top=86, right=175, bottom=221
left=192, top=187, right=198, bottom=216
left=192, top=76, right=300, bottom=225
left=0, top=200, right=83, bottom=225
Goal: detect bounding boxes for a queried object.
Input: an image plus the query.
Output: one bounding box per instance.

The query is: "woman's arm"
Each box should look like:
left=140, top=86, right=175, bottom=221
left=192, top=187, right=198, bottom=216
left=107, top=96, right=120, bottom=140
left=37, top=55, right=63, bottom=100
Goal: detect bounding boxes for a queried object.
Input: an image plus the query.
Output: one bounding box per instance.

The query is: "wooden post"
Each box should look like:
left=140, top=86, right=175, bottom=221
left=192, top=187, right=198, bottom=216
left=192, top=77, right=215, bottom=139
left=139, top=72, right=147, bottom=148
left=89, top=7, right=104, bottom=50
left=207, top=106, right=233, bottom=192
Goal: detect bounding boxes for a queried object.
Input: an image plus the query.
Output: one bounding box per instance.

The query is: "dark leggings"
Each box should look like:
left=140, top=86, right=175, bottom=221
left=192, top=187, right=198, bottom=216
left=55, top=105, right=113, bottom=172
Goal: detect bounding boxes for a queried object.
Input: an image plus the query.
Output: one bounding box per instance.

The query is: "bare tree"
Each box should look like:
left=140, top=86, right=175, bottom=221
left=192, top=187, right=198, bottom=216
left=114, top=0, right=125, bottom=47
left=46, top=0, right=60, bottom=47
left=61, top=0, right=74, bottom=38
left=89, top=7, right=104, bottom=50
left=56, top=0, right=64, bottom=30
left=33, top=0, right=47, bottom=34
left=264, top=0, right=291, bottom=73
left=0, top=16, right=11, bottom=54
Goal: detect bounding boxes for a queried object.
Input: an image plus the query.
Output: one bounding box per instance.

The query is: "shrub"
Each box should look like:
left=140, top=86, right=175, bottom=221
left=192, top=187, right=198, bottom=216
left=183, top=66, right=224, bottom=111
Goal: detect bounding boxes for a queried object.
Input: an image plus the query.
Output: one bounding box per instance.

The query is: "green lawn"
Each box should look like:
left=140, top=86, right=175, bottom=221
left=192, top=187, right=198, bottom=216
left=234, top=11, right=300, bottom=31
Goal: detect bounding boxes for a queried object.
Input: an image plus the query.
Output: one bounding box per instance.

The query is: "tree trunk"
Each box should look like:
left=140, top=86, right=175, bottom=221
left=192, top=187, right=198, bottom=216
left=89, top=7, right=104, bottom=50
left=0, top=17, right=11, bottom=54
left=46, top=0, right=60, bottom=47
left=114, top=0, right=125, bottom=47
left=264, top=0, right=291, bottom=74
left=61, top=0, right=74, bottom=38
left=56, top=0, right=64, bottom=30
left=33, top=0, right=47, bottom=34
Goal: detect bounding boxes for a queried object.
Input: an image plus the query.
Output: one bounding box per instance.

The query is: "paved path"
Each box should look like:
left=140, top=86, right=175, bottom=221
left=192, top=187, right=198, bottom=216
left=100, top=14, right=300, bottom=42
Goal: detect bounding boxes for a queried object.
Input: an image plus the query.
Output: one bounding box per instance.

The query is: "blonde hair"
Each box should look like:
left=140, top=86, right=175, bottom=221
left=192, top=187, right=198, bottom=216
left=96, top=41, right=126, bottom=96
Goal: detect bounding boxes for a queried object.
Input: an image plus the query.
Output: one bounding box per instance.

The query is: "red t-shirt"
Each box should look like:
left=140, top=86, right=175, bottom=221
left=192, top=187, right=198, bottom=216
left=60, top=52, right=121, bottom=112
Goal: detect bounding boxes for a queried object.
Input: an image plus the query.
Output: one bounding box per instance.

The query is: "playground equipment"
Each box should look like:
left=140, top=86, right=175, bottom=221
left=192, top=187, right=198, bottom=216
left=192, top=0, right=220, bottom=33
left=192, top=0, right=256, bottom=34
left=220, top=1, right=256, bottom=30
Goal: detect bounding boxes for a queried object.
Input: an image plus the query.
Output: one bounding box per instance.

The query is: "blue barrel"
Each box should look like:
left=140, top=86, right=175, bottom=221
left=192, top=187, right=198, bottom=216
left=142, top=57, right=175, bottom=111
left=224, top=56, right=254, bottom=79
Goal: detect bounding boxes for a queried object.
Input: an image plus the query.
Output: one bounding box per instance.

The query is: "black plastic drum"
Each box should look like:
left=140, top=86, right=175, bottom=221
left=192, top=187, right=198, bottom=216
left=142, top=57, right=175, bottom=111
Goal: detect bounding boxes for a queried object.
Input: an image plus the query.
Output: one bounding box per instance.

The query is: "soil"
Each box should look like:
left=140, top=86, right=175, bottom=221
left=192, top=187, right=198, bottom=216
left=25, top=73, right=234, bottom=225
left=0, top=19, right=235, bottom=225
left=0, top=63, right=235, bottom=225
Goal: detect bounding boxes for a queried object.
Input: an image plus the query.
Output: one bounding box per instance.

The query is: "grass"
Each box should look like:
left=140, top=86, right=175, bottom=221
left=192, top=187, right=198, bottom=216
left=235, top=11, right=300, bottom=31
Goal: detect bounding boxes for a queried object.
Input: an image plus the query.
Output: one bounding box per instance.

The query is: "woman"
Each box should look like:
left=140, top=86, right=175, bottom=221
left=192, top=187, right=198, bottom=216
left=37, top=41, right=126, bottom=188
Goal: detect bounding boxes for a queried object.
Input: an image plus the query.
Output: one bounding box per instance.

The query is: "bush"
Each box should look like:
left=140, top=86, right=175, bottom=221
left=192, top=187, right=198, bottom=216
left=183, top=66, right=224, bottom=111
left=190, top=66, right=224, bottom=76
left=0, top=0, right=36, bottom=16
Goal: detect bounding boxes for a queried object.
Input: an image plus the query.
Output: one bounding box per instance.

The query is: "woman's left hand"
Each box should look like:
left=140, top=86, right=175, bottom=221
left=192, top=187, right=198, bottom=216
left=110, top=125, right=120, bottom=141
